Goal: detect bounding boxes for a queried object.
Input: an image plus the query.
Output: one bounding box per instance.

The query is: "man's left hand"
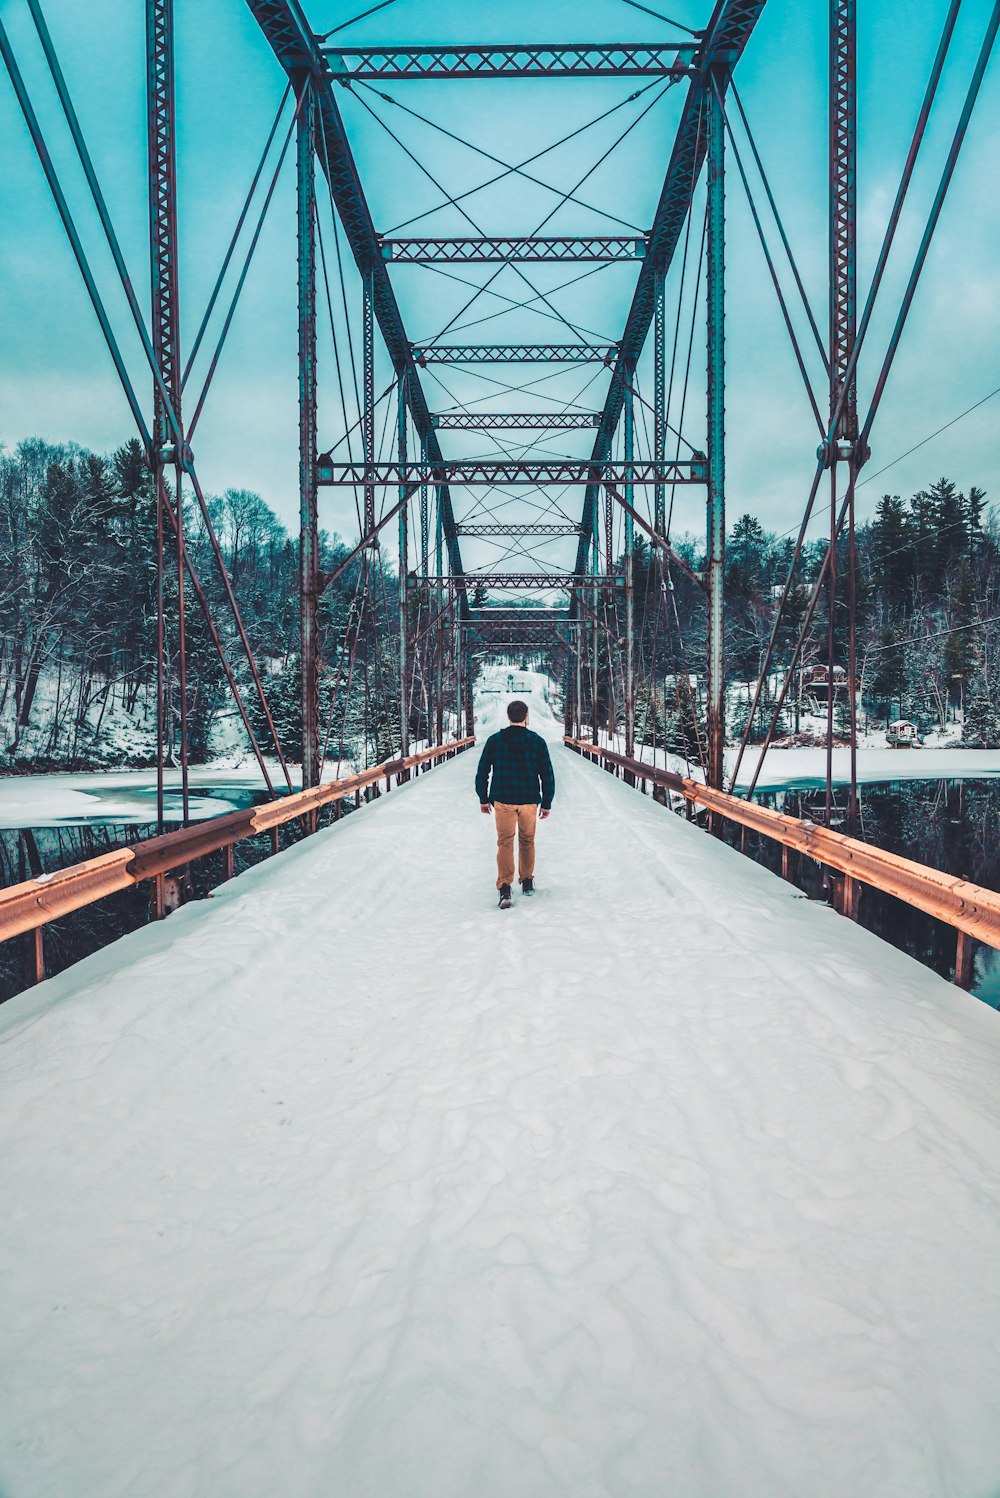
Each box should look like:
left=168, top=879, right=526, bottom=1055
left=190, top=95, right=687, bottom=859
left=539, top=807, right=551, bottom=820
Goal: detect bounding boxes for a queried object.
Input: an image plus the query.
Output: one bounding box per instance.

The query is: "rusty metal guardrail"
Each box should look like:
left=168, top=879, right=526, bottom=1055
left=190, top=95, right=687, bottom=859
left=565, top=736, right=1000, bottom=989
left=1, top=737, right=475, bottom=986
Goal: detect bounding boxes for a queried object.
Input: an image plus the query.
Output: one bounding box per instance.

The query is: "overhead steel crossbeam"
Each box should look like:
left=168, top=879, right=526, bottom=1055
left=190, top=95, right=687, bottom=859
left=470, top=609, right=575, bottom=623
left=573, top=0, right=767, bottom=576
left=413, top=343, right=617, bottom=364
left=457, top=524, right=582, bottom=536
left=830, top=0, right=857, bottom=443
left=422, top=574, right=620, bottom=590
left=146, top=0, right=181, bottom=458
left=245, top=0, right=469, bottom=609
left=323, top=44, right=698, bottom=80
left=381, top=236, right=646, bottom=263
left=471, top=623, right=577, bottom=639
left=432, top=412, right=601, bottom=430
left=317, top=460, right=708, bottom=486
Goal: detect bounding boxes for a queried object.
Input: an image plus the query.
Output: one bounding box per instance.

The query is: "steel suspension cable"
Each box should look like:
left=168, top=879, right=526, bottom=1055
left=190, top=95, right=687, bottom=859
left=730, top=83, right=829, bottom=376
left=717, top=84, right=825, bottom=434
left=187, top=83, right=307, bottom=439
left=316, top=209, right=364, bottom=534
left=413, top=259, right=619, bottom=342
left=182, top=82, right=291, bottom=389
left=435, top=80, right=679, bottom=343
left=729, top=0, right=977, bottom=793
left=315, top=122, right=366, bottom=447
left=351, top=83, right=672, bottom=346
left=860, top=1, right=1000, bottom=447
left=379, top=81, right=660, bottom=236
left=618, top=0, right=701, bottom=33
left=1, top=18, right=293, bottom=792
left=666, top=198, right=708, bottom=537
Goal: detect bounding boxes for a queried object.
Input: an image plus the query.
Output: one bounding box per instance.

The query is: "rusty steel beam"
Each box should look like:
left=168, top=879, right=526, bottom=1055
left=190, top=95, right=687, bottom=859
left=432, top=412, right=601, bottom=431
left=381, top=236, right=646, bottom=263
left=456, top=524, right=582, bottom=536
left=419, top=574, right=621, bottom=590
left=413, top=343, right=617, bottom=364
left=317, top=459, right=707, bottom=486
left=323, top=43, right=697, bottom=80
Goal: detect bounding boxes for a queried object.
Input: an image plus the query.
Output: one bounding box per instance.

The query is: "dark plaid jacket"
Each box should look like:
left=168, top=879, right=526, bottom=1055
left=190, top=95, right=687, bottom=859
left=475, top=726, right=555, bottom=809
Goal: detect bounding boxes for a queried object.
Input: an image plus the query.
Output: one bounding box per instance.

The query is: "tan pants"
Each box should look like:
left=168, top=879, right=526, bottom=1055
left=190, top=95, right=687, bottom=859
left=493, top=802, right=538, bottom=889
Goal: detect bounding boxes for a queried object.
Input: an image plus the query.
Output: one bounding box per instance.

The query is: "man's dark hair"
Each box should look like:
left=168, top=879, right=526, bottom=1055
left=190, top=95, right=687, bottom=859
left=507, top=700, right=529, bottom=723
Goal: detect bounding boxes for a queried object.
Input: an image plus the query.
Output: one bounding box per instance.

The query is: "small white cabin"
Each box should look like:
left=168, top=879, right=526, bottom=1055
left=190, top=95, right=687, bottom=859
left=886, top=719, right=921, bottom=748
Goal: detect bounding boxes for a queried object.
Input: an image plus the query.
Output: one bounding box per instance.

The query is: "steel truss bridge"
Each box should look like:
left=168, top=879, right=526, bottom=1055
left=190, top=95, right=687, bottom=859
left=2, top=0, right=998, bottom=981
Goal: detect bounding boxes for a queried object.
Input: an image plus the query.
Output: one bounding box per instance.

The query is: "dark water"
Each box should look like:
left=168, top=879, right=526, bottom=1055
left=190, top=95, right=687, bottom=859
left=0, top=781, right=359, bottom=1004
left=748, top=778, right=1000, bottom=1009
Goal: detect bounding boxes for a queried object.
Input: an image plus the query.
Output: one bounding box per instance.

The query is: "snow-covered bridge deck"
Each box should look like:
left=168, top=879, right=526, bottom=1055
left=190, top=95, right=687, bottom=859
left=3, top=679, right=1000, bottom=1497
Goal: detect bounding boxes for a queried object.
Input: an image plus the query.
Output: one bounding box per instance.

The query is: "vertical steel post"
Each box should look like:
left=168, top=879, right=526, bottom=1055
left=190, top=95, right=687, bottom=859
left=828, top=0, right=857, bottom=825
left=604, top=482, right=613, bottom=575
left=604, top=485, right=615, bottom=739
left=297, top=77, right=320, bottom=792
left=146, top=0, right=188, bottom=822
left=397, top=377, right=409, bottom=755
left=590, top=506, right=600, bottom=743
left=435, top=487, right=444, bottom=740
left=464, top=641, right=475, bottom=739
left=654, top=267, right=666, bottom=534
left=363, top=270, right=375, bottom=536
left=624, top=376, right=636, bottom=757
left=830, top=0, right=858, bottom=451
left=419, top=437, right=429, bottom=576
left=705, top=76, right=727, bottom=792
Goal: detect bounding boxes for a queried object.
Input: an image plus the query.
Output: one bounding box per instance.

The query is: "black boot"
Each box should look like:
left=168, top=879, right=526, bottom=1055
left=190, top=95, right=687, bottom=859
left=521, top=877, right=535, bottom=895
left=498, top=884, right=512, bottom=909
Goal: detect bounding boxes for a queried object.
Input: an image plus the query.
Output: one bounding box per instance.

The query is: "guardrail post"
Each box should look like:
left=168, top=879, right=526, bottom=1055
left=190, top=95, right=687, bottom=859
left=781, top=844, right=792, bottom=882
left=153, top=873, right=166, bottom=920
left=843, top=875, right=860, bottom=920
left=955, top=930, right=974, bottom=990
left=223, top=844, right=234, bottom=882
left=270, top=827, right=279, bottom=857
left=32, top=927, right=45, bottom=986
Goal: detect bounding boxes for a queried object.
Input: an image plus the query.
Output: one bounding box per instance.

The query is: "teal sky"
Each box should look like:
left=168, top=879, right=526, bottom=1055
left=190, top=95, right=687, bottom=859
left=1, top=0, right=998, bottom=580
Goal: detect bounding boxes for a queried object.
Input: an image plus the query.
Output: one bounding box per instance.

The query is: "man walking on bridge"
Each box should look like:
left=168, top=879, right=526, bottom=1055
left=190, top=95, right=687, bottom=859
left=476, top=700, right=555, bottom=909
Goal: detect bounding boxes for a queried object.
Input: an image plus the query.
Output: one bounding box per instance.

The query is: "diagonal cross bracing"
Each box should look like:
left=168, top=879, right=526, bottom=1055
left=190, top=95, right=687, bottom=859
left=432, top=413, right=601, bottom=431
left=316, top=461, right=708, bottom=487
left=413, top=344, right=618, bottom=364
left=572, top=0, right=767, bottom=578
left=457, top=524, right=582, bottom=536
left=381, top=237, right=646, bottom=263
left=322, top=44, right=697, bottom=80
left=244, top=0, right=470, bottom=609
left=422, top=575, right=620, bottom=591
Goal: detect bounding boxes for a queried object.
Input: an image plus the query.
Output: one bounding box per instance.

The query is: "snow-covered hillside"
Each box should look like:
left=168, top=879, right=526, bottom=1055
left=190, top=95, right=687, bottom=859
left=2, top=667, right=1000, bottom=1497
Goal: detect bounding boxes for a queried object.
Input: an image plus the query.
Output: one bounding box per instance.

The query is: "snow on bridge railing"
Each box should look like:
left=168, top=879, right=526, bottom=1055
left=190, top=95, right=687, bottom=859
left=0, top=738, right=475, bottom=989
left=565, top=736, right=1000, bottom=991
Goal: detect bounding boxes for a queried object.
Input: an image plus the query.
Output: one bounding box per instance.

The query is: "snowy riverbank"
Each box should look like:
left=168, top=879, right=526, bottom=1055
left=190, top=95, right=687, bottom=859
left=727, top=745, right=1000, bottom=790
